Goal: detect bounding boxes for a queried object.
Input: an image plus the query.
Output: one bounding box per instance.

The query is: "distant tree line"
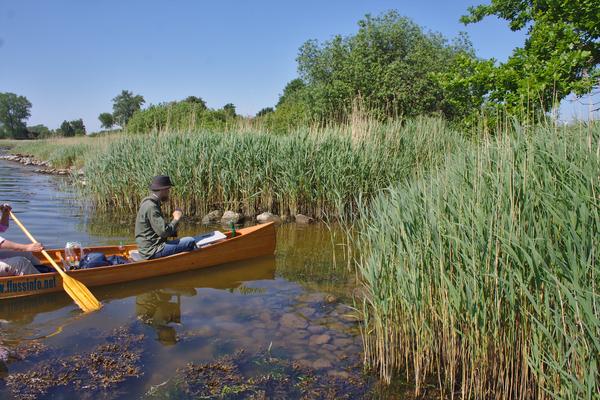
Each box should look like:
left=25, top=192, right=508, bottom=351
left=122, top=96, right=239, bottom=134
left=3, top=1, right=596, bottom=138
left=0, top=92, right=87, bottom=139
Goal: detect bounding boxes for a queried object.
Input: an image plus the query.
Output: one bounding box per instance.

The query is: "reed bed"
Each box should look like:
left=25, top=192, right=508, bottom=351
left=83, top=117, right=463, bottom=219
left=357, top=122, right=599, bottom=399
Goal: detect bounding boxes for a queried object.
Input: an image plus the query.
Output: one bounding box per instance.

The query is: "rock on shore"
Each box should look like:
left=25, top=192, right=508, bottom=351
left=201, top=210, right=223, bottom=225
left=256, top=212, right=281, bottom=224
left=221, top=210, right=243, bottom=225
left=0, top=154, right=79, bottom=176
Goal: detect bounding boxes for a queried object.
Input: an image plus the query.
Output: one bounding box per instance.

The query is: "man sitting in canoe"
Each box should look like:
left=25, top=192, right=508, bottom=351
left=0, top=204, right=45, bottom=277
left=135, top=175, right=197, bottom=260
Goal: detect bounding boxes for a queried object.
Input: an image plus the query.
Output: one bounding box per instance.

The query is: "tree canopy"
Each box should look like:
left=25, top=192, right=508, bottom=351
left=112, top=90, right=145, bottom=127
left=0, top=92, right=31, bottom=139
left=295, top=11, right=478, bottom=122
left=98, top=112, right=115, bottom=129
left=462, top=0, right=600, bottom=114
left=58, top=119, right=86, bottom=137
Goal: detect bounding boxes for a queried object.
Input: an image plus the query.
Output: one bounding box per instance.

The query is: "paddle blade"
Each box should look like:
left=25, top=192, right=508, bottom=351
left=60, top=274, right=102, bottom=313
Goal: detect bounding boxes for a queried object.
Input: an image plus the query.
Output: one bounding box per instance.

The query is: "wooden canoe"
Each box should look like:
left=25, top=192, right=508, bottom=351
left=0, top=222, right=276, bottom=300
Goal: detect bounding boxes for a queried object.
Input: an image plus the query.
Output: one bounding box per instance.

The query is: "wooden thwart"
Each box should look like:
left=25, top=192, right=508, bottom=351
left=9, top=211, right=102, bottom=313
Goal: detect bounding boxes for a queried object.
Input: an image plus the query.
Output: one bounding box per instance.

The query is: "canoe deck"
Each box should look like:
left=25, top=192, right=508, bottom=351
left=0, top=222, right=276, bottom=300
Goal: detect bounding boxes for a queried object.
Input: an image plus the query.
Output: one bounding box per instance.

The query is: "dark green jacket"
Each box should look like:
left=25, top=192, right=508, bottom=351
left=135, top=195, right=179, bottom=259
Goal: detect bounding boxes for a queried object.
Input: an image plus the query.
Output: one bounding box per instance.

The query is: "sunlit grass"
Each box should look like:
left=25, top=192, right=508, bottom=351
left=357, top=121, right=600, bottom=399
left=83, top=117, right=463, bottom=219
left=4, top=135, right=118, bottom=169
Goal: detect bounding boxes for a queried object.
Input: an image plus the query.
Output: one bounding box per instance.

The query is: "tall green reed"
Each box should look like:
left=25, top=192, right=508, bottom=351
left=84, top=117, right=463, bottom=219
left=357, top=122, right=599, bottom=399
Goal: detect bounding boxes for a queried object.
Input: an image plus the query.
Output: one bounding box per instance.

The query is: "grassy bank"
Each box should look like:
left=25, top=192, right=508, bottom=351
left=357, top=122, right=599, bottom=398
left=83, top=117, right=464, bottom=219
left=2, top=135, right=117, bottom=169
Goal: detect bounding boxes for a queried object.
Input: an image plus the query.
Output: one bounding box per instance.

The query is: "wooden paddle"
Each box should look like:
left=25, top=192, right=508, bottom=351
left=9, top=211, right=102, bottom=313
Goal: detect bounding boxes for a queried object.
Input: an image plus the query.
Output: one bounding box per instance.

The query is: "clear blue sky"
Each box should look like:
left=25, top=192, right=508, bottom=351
left=0, top=1, right=592, bottom=132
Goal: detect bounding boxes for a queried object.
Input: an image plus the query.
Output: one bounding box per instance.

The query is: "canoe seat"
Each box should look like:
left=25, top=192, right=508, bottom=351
left=129, top=250, right=144, bottom=262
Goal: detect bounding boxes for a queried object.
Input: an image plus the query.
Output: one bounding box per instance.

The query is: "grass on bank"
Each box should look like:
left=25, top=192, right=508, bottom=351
left=1, top=135, right=118, bottom=169
left=83, top=117, right=464, bottom=219
left=357, top=122, right=599, bottom=399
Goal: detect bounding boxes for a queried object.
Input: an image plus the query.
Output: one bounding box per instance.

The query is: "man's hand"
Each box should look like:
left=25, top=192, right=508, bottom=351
left=0, top=204, right=12, bottom=214
left=25, top=242, right=44, bottom=252
left=172, top=209, right=183, bottom=221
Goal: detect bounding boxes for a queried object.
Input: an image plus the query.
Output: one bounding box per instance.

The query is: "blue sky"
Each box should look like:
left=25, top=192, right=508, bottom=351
left=0, top=1, right=593, bottom=132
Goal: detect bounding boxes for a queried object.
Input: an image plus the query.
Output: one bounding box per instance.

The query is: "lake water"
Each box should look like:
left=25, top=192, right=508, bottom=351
left=0, top=159, right=383, bottom=399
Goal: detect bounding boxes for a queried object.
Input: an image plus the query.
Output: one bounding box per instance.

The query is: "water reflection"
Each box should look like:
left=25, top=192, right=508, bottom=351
left=136, top=290, right=183, bottom=345
left=0, top=159, right=372, bottom=399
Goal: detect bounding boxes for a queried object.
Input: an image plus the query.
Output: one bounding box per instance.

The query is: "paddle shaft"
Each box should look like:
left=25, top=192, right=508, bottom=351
left=9, top=211, right=68, bottom=278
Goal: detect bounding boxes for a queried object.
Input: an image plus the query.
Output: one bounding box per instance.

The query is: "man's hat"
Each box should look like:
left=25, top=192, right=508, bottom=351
left=150, top=175, right=174, bottom=191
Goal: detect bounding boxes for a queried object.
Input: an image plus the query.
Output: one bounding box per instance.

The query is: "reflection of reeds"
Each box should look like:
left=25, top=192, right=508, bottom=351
left=84, top=117, right=463, bottom=219
left=357, top=122, right=600, bottom=398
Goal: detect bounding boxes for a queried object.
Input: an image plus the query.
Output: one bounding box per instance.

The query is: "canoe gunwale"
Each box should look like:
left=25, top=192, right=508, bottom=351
left=0, top=222, right=276, bottom=300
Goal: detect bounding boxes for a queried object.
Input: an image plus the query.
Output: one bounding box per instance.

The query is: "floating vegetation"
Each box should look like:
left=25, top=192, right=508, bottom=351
left=143, top=349, right=372, bottom=400
left=5, top=328, right=145, bottom=400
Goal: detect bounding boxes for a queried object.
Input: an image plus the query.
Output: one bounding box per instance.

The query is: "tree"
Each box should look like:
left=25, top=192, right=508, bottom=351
left=296, top=11, right=478, bottom=121
left=0, top=92, right=31, bottom=139
left=184, top=96, right=207, bottom=110
left=98, top=112, right=115, bottom=129
left=276, top=79, right=306, bottom=108
left=223, top=103, right=236, bottom=118
left=256, top=107, right=274, bottom=117
left=461, top=0, right=600, bottom=114
left=27, top=124, right=51, bottom=138
left=59, top=120, right=75, bottom=137
left=112, top=90, right=145, bottom=127
left=70, top=119, right=86, bottom=135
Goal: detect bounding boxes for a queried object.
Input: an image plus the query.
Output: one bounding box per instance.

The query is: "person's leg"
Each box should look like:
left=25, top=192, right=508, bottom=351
left=0, top=257, right=39, bottom=276
left=0, top=251, right=40, bottom=265
left=0, top=260, right=16, bottom=277
left=151, top=237, right=197, bottom=259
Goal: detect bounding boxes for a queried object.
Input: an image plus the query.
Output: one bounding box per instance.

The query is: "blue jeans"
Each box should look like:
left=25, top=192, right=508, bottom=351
left=151, top=237, right=197, bottom=259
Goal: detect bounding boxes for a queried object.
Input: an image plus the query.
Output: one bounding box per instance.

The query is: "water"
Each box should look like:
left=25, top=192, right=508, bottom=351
left=0, top=159, right=374, bottom=399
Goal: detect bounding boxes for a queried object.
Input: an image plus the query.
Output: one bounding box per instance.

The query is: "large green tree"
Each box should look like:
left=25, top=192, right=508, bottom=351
left=462, top=0, right=600, bottom=113
left=296, top=11, right=478, bottom=121
left=112, top=90, right=145, bottom=127
left=222, top=103, right=236, bottom=118
left=70, top=119, right=86, bottom=135
left=27, top=124, right=51, bottom=138
left=57, top=119, right=85, bottom=137
left=0, top=92, right=31, bottom=139
left=59, top=120, right=75, bottom=137
left=184, top=96, right=207, bottom=110
left=98, top=112, right=115, bottom=129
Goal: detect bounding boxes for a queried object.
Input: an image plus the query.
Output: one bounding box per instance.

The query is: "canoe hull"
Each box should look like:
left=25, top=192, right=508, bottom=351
left=0, top=222, right=276, bottom=300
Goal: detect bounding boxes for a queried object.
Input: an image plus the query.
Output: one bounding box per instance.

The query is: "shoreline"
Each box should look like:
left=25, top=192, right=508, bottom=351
left=0, top=152, right=316, bottom=226
left=0, top=153, right=83, bottom=176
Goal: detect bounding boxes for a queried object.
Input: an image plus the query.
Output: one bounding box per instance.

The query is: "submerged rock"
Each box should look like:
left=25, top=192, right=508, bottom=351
left=309, top=334, right=331, bottom=346
left=221, top=210, right=242, bottom=225
left=294, top=214, right=314, bottom=224
left=201, top=210, right=223, bottom=224
left=256, top=212, right=281, bottom=224
left=280, top=313, right=308, bottom=329
left=312, top=358, right=333, bottom=369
